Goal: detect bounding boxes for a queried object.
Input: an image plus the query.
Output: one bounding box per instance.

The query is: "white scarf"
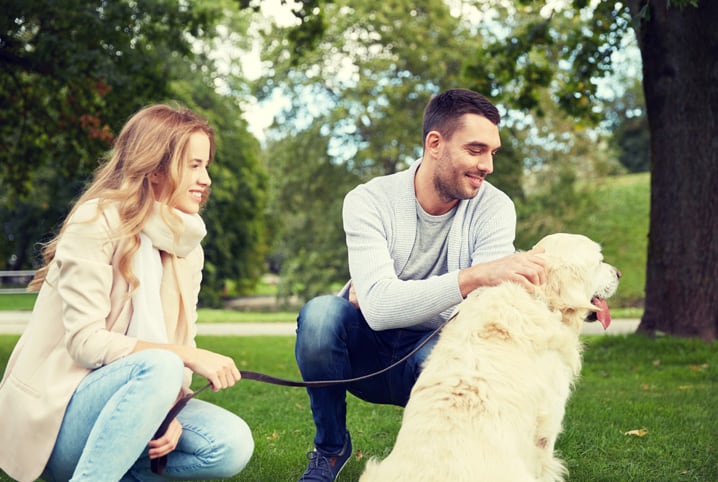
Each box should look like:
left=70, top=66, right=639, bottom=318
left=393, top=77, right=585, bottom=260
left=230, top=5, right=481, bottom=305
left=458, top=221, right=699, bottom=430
left=127, top=203, right=206, bottom=343
left=127, top=232, right=167, bottom=342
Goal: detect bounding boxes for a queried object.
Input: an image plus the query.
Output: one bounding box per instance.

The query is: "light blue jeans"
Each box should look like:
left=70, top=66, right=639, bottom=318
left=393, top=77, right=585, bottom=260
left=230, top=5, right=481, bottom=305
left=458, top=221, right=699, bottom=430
left=43, top=349, right=254, bottom=481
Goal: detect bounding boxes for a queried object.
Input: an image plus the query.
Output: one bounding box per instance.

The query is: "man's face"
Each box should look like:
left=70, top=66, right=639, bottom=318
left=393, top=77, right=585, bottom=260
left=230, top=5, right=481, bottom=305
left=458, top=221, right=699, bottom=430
left=432, top=113, right=501, bottom=203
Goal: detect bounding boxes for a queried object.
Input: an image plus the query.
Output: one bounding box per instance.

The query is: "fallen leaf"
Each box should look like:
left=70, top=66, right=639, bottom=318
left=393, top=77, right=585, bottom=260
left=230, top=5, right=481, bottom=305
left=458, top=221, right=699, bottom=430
left=689, top=364, right=708, bottom=372
left=355, top=449, right=363, bottom=460
left=266, top=431, right=280, bottom=441
left=652, top=359, right=661, bottom=367
left=624, top=428, right=648, bottom=437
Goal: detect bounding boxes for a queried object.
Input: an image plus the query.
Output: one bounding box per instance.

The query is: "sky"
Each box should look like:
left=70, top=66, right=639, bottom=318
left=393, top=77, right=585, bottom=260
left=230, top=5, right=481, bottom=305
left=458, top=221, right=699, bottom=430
left=236, top=0, right=300, bottom=141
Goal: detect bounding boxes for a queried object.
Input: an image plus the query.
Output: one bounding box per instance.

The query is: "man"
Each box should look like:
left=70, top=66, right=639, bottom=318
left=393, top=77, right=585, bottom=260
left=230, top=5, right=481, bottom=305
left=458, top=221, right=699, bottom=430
left=295, top=88, right=546, bottom=481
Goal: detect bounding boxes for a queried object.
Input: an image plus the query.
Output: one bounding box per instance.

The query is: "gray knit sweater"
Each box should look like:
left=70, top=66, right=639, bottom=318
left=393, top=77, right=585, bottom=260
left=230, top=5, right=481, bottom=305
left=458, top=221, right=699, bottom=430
left=341, top=159, right=517, bottom=331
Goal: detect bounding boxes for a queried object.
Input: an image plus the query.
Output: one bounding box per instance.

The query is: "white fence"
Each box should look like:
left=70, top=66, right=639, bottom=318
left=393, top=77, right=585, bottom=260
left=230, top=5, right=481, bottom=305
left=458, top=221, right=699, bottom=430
left=0, top=270, right=36, bottom=294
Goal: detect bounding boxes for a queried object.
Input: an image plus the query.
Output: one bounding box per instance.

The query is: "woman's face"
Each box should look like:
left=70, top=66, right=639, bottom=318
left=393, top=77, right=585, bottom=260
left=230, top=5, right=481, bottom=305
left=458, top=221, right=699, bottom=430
left=156, top=131, right=212, bottom=214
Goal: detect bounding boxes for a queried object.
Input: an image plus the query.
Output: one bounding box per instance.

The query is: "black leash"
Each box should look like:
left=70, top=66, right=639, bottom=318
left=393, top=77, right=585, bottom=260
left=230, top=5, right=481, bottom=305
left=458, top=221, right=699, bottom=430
left=151, top=311, right=457, bottom=474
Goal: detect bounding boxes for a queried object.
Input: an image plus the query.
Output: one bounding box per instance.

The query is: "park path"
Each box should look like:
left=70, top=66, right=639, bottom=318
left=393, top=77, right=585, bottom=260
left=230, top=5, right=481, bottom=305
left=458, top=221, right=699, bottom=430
left=0, top=310, right=639, bottom=336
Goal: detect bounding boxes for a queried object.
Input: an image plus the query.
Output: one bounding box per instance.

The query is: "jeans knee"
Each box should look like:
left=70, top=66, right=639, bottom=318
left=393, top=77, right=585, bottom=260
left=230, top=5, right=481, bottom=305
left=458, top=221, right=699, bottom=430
left=298, top=295, right=355, bottom=336
left=134, top=349, right=185, bottom=395
left=220, top=417, right=254, bottom=477
left=200, top=415, right=254, bottom=478
left=296, top=295, right=351, bottom=362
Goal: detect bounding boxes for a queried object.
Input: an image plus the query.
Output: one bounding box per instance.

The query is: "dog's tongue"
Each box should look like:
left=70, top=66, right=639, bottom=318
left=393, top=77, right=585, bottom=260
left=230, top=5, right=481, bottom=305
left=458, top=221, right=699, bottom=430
left=591, top=297, right=611, bottom=329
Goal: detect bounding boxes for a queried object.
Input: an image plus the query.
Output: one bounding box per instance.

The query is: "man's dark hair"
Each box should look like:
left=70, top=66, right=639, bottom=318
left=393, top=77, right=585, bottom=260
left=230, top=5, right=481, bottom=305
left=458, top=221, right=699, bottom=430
left=422, top=89, right=500, bottom=144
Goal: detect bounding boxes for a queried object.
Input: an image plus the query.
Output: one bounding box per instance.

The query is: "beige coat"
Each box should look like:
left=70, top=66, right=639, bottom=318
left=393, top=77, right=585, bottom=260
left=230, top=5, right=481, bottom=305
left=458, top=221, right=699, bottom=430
left=0, top=200, right=205, bottom=482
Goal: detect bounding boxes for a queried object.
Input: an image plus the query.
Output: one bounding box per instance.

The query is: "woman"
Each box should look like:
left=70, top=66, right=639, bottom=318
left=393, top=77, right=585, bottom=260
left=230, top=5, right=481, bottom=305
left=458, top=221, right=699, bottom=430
left=0, top=104, right=254, bottom=481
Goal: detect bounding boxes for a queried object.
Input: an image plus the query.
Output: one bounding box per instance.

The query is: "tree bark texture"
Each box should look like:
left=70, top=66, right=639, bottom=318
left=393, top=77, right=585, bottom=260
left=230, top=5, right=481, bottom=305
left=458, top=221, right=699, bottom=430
left=627, top=0, right=718, bottom=341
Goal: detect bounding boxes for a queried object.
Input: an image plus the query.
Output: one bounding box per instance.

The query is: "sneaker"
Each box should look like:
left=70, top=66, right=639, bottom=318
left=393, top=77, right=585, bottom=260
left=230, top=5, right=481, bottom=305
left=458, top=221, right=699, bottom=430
left=298, top=432, right=352, bottom=482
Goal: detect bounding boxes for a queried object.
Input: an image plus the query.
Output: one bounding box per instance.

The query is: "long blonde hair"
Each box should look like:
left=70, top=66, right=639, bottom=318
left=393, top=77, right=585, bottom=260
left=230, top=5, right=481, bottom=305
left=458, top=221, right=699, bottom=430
left=29, top=103, right=215, bottom=292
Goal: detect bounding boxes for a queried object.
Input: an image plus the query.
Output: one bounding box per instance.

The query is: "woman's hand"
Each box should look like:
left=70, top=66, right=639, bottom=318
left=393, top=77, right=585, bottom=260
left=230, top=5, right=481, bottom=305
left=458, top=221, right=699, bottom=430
left=184, top=348, right=241, bottom=391
left=148, top=418, right=182, bottom=459
left=133, top=342, right=241, bottom=391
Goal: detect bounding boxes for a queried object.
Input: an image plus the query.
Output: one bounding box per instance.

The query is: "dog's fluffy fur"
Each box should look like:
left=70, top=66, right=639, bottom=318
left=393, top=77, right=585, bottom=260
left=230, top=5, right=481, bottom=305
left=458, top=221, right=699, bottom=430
left=359, top=233, right=620, bottom=482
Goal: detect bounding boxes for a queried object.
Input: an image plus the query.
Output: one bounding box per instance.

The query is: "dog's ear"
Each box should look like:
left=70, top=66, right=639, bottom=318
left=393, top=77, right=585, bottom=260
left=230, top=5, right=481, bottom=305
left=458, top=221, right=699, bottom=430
left=541, top=256, right=596, bottom=314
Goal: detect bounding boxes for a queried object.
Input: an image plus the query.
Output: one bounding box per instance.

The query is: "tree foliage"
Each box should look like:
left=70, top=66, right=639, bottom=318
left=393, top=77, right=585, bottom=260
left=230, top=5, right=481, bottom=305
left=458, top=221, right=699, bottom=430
left=253, top=0, right=526, bottom=297
left=464, top=0, right=717, bottom=340
left=263, top=122, right=360, bottom=300
left=257, top=0, right=716, bottom=340
left=253, top=0, right=626, bottom=299
left=1, top=0, right=268, bottom=306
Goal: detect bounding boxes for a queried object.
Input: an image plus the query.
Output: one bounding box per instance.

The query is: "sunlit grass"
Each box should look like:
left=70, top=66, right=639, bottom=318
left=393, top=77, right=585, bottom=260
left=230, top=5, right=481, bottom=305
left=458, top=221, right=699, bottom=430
left=1, top=333, right=715, bottom=481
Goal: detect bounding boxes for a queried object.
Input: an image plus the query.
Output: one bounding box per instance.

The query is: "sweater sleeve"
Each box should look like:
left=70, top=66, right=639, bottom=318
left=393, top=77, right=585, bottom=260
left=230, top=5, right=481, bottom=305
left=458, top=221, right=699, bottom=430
left=343, top=186, right=464, bottom=331
left=466, top=184, right=517, bottom=266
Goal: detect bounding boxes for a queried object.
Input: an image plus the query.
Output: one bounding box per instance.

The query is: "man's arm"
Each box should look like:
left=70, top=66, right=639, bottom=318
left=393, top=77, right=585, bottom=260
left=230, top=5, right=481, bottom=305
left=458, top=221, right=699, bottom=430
left=343, top=185, right=463, bottom=330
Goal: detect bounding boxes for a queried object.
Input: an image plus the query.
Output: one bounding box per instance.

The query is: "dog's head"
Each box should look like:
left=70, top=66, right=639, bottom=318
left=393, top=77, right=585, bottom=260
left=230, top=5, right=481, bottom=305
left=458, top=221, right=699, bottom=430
left=533, top=233, right=620, bottom=331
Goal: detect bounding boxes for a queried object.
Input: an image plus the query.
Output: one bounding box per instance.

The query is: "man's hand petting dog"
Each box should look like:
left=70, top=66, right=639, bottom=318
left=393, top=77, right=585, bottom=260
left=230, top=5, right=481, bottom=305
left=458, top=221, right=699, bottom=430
left=459, top=248, right=547, bottom=297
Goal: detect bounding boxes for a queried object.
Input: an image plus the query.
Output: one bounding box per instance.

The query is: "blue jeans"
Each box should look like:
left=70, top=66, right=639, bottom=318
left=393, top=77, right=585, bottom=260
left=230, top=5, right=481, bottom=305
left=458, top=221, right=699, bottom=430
left=43, top=349, right=254, bottom=481
left=295, top=295, right=438, bottom=455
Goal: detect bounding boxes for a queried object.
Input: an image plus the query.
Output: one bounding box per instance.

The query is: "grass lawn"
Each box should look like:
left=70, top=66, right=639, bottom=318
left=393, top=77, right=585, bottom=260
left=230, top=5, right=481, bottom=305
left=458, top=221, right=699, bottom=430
left=1, top=333, right=715, bottom=481
left=560, top=172, right=650, bottom=309
left=0, top=292, right=642, bottom=321
left=0, top=293, right=36, bottom=311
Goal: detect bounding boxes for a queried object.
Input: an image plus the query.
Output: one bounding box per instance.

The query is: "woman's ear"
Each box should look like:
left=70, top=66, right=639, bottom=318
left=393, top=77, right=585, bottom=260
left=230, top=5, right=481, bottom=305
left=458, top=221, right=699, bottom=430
left=149, top=171, right=161, bottom=185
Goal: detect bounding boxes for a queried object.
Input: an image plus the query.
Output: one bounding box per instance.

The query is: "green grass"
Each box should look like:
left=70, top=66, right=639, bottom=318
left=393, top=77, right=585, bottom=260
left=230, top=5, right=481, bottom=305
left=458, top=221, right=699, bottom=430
left=197, top=309, right=297, bottom=323
left=0, top=293, right=36, bottom=311
left=0, top=293, right=298, bottom=322
left=0, top=293, right=643, bottom=321
left=568, top=172, right=650, bottom=308
left=1, top=333, right=715, bottom=481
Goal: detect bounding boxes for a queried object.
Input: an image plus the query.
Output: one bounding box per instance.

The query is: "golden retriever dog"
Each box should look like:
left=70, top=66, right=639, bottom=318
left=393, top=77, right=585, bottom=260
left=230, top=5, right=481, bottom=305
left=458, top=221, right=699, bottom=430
left=359, top=233, right=620, bottom=482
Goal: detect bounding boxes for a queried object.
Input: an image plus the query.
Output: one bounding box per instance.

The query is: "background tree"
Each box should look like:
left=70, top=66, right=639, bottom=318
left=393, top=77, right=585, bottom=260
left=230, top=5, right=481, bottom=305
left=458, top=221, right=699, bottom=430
left=1, top=0, right=268, bottom=305
left=253, top=0, right=624, bottom=299
left=467, top=0, right=717, bottom=340
left=1, top=0, right=218, bottom=269
left=252, top=0, right=480, bottom=296
left=605, top=77, right=650, bottom=173
left=625, top=0, right=717, bottom=341
left=257, top=0, right=717, bottom=340
left=263, top=122, right=360, bottom=301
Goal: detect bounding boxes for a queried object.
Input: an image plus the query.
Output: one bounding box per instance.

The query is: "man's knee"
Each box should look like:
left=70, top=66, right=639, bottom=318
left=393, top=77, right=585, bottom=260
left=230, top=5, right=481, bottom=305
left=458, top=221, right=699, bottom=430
left=297, top=295, right=354, bottom=340
left=295, top=295, right=354, bottom=368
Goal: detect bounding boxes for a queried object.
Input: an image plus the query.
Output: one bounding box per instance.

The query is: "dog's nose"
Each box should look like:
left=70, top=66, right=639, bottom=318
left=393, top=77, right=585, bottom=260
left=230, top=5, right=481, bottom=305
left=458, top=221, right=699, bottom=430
left=616, top=270, right=622, bottom=279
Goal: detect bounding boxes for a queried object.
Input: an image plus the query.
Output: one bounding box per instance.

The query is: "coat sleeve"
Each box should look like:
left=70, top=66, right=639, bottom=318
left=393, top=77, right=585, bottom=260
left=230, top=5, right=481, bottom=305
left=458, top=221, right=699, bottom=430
left=54, top=203, right=137, bottom=369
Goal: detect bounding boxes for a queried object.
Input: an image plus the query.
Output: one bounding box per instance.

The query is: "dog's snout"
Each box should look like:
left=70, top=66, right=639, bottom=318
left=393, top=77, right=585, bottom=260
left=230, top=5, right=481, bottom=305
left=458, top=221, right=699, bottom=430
left=616, top=269, right=622, bottom=279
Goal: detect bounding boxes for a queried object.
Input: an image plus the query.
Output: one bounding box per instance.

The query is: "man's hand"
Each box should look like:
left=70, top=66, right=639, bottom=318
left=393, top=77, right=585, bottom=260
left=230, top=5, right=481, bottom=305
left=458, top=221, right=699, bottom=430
left=458, top=247, right=546, bottom=297
left=348, top=282, right=360, bottom=309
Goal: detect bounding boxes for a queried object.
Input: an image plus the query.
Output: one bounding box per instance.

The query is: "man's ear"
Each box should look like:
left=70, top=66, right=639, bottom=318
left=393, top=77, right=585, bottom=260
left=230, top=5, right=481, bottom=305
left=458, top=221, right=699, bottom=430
left=425, top=131, right=442, bottom=156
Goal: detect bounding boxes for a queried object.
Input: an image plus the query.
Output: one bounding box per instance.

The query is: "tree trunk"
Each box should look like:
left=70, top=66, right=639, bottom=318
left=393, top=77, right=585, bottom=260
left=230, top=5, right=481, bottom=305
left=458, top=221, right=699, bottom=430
left=627, top=0, right=718, bottom=341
